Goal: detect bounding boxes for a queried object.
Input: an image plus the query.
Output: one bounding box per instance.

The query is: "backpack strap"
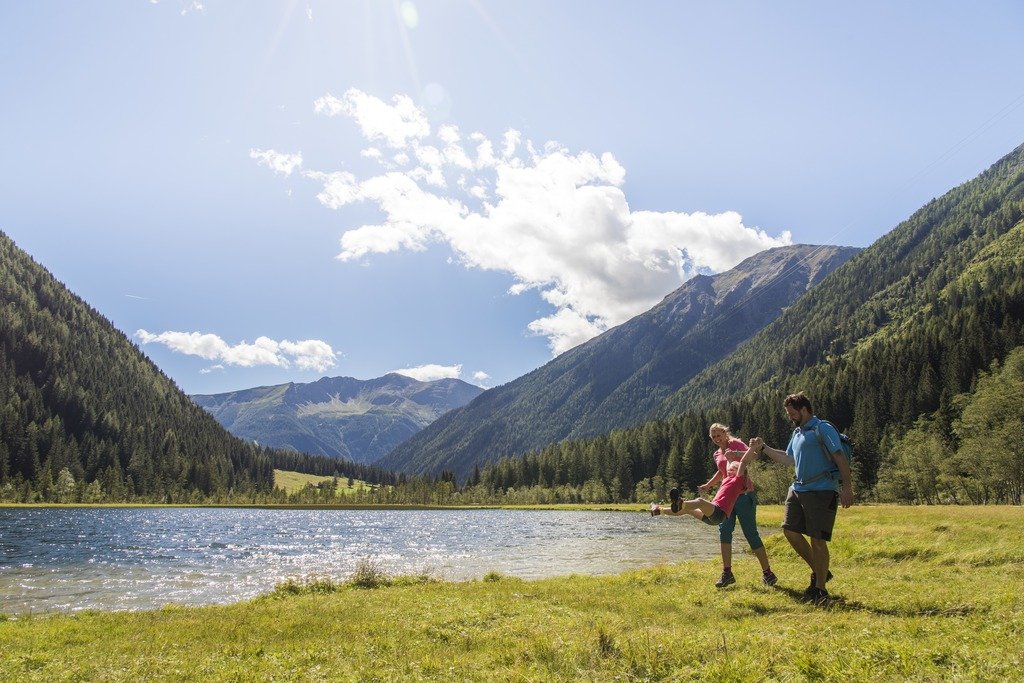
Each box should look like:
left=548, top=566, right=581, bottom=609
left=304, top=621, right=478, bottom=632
left=792, top=422, right=840, bottom=486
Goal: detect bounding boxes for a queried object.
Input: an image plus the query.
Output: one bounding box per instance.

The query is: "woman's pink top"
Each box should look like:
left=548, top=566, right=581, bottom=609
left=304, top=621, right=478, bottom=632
left=713, top=437, right=755, bottom=494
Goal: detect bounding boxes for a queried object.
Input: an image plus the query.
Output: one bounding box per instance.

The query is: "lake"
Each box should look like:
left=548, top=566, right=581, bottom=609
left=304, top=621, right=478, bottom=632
left=0, top=507, right=734, bottom=614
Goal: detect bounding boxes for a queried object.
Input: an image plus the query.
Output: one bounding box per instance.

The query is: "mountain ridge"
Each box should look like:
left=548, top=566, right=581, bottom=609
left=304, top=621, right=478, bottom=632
left=192, top=373, right=483, bottom=464
left=379, top=243, right=859, bottom=478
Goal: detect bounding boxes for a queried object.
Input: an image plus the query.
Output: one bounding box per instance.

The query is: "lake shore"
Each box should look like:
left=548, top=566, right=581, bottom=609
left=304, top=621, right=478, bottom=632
left=2, top=505, right=1022, bottom=681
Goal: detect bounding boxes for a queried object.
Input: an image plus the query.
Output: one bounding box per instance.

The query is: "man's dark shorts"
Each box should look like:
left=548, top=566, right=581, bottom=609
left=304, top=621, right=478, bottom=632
left=701, top=505, right=727, bottom=526
left=782, top=488, right=838, bottom=541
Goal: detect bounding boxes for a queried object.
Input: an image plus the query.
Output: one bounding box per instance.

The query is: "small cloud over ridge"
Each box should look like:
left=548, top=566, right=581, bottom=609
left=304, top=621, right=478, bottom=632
left=393, top=363, right=462, bottom=382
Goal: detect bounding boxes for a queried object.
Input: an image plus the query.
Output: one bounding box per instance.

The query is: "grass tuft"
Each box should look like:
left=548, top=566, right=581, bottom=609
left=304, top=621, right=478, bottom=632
left=350, top=558, right=389, bottom=589
left=268, top=576, right=343, bottom=598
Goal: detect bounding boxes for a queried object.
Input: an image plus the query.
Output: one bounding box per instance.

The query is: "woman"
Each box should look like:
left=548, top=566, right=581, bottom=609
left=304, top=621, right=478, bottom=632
left=700, top=423, right=777, bottom=587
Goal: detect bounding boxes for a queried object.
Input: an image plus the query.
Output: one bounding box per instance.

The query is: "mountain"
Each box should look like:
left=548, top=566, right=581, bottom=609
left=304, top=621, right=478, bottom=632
left=0, top=231, right=276, bottom=499
left=192, top=374, right=484, bottom=464
left=468, top=140, right=1024, bottom=501
left=379, top=244, right=858, bottom=479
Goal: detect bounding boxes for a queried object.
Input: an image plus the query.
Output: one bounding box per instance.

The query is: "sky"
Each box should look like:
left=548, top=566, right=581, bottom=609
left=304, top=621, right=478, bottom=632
left=2, top=2, right=1024, bottom=396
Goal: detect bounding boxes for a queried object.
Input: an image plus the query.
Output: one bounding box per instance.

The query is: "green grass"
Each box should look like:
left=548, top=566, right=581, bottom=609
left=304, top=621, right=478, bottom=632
left=272, top=469, right=373, bottom=496
left=1, top=506, right=1022, bottom=681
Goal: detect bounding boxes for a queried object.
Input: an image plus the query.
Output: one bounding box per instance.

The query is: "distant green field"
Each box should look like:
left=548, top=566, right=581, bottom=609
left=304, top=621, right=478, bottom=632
left=272, top=469, right=372, bottom=496
left=2, top=506, right=1022, bottom=681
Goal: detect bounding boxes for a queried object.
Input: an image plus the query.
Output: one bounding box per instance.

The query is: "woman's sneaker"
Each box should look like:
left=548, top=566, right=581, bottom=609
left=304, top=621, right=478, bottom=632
left=715, top=570, right=736, bottom=588
left=762, top=570, right=778, bottom=586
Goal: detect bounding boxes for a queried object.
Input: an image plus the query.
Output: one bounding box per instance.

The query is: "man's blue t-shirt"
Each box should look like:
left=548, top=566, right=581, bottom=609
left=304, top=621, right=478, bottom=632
left=787, top=416, right=842, bottom=492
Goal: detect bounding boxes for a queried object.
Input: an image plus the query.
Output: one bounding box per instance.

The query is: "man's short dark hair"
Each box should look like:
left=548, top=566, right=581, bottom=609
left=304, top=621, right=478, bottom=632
left=784, top=391, right=813, bottom=413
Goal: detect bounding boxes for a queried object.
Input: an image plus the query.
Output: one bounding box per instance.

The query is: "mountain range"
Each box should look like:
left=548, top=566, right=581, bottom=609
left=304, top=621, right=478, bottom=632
left=192, top=374, right=483, bottom=464
left=378, top=244, right=858, bottom=479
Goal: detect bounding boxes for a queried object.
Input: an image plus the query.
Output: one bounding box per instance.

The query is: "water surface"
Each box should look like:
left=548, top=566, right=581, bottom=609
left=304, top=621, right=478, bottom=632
left=0, top=507, right=730, bottom=614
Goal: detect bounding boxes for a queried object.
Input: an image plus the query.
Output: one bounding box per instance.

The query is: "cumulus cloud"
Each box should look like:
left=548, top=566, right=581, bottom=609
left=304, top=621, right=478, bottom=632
left=393, top=363, right=463, bottom=382
left=250, top=148, right=303, bottom=176
left=472, top=371, right=491, bottom=385
left=136, top=330, right=337, bottom=373
left=257, top=89, right=792, bottom=355
left=314, top=89, right=429, bottom=149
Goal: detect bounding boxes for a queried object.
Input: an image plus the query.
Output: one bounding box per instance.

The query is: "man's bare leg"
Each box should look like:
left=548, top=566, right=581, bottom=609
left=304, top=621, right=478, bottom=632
left=810, top=538, right=830, bottom=589
left=784, top=529, right=814, bottom=570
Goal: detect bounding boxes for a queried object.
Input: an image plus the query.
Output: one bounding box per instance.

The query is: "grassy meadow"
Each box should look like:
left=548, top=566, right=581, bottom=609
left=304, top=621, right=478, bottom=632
left=1, top=505, right=1022, bottom=681
left=272, top=469, right=374, bottom=496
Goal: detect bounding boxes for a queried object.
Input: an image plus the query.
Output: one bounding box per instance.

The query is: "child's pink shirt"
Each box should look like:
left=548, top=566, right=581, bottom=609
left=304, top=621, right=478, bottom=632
left=712, top=472, right=750, bottom=518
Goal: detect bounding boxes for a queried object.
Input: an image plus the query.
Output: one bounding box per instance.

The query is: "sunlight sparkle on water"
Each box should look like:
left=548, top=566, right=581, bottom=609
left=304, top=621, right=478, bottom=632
left=0, top=508, right=733, bottom=614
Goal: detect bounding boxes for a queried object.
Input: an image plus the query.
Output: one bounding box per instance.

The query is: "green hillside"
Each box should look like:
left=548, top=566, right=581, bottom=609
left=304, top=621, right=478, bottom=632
left=656, top=141, right=1024, bottom=482
left=0, top=232, right=397, bottom=503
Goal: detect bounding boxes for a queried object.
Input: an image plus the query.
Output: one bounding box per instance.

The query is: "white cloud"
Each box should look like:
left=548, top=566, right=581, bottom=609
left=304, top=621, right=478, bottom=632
left=278, top=339, right=338, bottom=371
left=260, top=89, right=793, bottom=355
left=314, top=89, right=429, bottom=149
left=393, top=363, right=463, bottom=382
left=136, top=330, right=338, bottom=373
left=472, top=371, right=490, bottom=382
left=250, top=148, right=303, bottom=176
left=199, top=364, right=225, bottom=375
left=527, top=309, right=609, bottom=356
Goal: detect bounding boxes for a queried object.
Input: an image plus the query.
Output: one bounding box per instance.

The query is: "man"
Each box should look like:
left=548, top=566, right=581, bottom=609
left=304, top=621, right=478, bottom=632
left=750, top=392, right=853, bottom=603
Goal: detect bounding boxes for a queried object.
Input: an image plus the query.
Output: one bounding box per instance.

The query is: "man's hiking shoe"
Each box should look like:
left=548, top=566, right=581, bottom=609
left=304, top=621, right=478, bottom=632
left=762, top=570, right=778, bottom=586
left=715, top=571, right=736, bottom=588
left=805, top=570, right=834, bottom=594
left=807, top=587, right=830, bottom=605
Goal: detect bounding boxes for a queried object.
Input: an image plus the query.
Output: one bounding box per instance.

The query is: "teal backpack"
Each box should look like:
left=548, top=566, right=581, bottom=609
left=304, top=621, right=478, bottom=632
left=794, top=420, right=854, bottom=487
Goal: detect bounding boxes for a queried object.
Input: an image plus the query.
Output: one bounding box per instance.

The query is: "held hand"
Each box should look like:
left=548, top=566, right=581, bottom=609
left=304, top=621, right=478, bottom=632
left=840, top=485, right=853, bottom=509
left=750, top=436, right=763, bottom=451
left=650, top=503, right=661, bottom=516
left=697, top=483, right=710, bottom=494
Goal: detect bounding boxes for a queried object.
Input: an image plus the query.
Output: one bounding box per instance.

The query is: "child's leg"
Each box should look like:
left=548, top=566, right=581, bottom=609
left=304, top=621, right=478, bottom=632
left=682, top=498, right=715, bottom=519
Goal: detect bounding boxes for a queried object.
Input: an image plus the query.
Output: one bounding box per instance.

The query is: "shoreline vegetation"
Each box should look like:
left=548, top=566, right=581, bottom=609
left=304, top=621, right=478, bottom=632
left=2, top=506, right=1023, bottom=681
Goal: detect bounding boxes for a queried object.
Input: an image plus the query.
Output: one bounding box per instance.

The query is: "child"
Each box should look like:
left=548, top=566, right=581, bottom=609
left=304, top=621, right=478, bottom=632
left=652, top=447, right=756, bottom=525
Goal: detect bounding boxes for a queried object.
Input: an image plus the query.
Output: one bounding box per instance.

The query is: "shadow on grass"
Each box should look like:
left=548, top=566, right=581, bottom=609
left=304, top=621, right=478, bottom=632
left=771, top=584, right=982, bottom=618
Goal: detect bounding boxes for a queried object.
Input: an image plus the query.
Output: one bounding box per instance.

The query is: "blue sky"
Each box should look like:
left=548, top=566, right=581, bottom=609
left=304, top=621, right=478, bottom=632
left=3, top=2, right=1023, bottom=395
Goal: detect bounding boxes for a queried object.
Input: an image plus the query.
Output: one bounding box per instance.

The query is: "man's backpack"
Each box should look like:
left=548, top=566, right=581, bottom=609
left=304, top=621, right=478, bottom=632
left=794, top=420, right=854, bottom=487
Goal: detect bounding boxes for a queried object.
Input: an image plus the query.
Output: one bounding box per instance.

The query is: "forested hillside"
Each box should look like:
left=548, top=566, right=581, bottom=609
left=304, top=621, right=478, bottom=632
left=381, top=244, right=857, bottom=479
left=0, top=232, right=393, bottom=503
left=466, top=142, right=1024, bottom=504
